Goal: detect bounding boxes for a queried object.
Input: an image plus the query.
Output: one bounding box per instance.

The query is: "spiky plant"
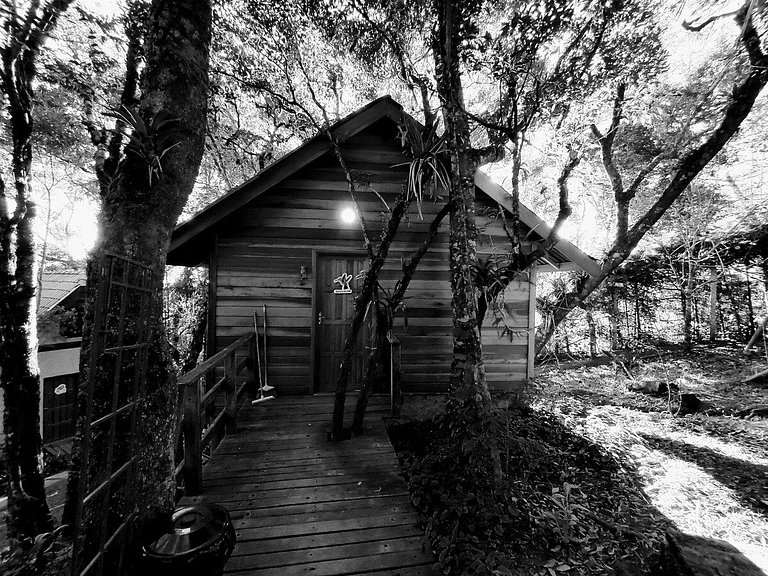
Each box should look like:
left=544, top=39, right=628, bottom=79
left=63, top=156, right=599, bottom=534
left=108, top=105, right=182, bottom=185
left=395, top=115, right=450, bottom=219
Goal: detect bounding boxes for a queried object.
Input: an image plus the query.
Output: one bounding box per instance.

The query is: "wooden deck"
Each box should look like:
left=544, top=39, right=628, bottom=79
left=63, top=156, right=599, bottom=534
left=184, top=395, right=438, bottom=575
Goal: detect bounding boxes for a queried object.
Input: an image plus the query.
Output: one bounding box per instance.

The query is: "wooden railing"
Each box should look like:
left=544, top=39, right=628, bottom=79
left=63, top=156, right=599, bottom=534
left=175, top=331, right=257, bottom=495
left=389, top=334, right=402, bottom=417
left=175, top=329, right=402, bottom=496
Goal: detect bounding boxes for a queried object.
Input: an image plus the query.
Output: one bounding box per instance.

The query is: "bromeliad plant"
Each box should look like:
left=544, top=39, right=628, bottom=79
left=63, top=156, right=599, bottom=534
left=395, top=114, right=450, bottom=219
left=371, top=280, right=408, bottom=336
left=472, top=256, right=527, bottom=341
left=108, top=105, right=182, bottom=185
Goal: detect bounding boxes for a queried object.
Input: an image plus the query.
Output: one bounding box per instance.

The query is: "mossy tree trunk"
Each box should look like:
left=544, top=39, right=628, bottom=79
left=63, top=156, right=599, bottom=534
left=433, top=0, right=490, bottom=409
left=0, top=0, right=75, bottom=543
left=432, top=0, right=502, bottom=486
left=63, top=0, right=212, bottom=530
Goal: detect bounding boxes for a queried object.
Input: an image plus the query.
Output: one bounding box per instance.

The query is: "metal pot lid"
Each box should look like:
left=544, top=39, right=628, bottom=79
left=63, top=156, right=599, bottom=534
left=144, top=503, right=232, bottom=558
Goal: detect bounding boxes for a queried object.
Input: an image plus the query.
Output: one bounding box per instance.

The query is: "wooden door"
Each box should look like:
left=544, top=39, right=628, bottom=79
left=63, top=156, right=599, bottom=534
left=315, top=255, right=370, bottom=393
left=42, top=373, right=78, bottom=442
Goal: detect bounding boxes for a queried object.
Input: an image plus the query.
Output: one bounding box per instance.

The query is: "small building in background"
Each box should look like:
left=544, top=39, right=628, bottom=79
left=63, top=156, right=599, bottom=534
left=0, top=271, right=84, bottom=449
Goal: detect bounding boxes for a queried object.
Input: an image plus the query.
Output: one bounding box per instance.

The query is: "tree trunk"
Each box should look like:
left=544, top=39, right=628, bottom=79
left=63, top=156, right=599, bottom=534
left=0, top=0, right=76, bottom=538
left=634, top=283, right=642, bottom=339
left=718, top=294, right=726, bottom=337
left=434, top=0, right=489, bottom=408
left=609, top=284, right=622, bottom=350
left=745, top=263, right=755, bottom=332
left=0, top=200, right=52, bottom=541
left=723, top=276, right=744, bottom=340
left=623, top=297, right=631, bottom=342
left=352, top=202, right=451, bottom=432
left=709, top=267, right=717, bottom=342
left=683, top=262, right=695, bottom=349
left=331, top=197, right=411, bottom=439
left=681, top=286, right=692, bottom=349
left=351, top=301, right=383, bottom=435
left=431, top=0, right=502, bottom=486
left=64, top=0, right=212, bottom=531
left=585, top=304, right=597, bottom=358
left=693, top=285, right=700, bottom=341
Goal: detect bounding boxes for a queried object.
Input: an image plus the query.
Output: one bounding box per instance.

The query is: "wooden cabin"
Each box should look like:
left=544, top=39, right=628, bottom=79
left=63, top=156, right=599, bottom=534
left=168, top=97, right=598, bottom=397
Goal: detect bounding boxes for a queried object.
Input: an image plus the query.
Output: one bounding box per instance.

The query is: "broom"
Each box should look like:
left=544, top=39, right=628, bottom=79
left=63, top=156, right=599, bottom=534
left=251, top=306, right=275, bottom=404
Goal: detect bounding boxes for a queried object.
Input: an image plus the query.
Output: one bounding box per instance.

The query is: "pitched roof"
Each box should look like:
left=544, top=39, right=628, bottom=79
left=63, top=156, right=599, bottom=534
left=168, top=96, right=599, bottom=276
left=39, top=271, right=86, bottom=312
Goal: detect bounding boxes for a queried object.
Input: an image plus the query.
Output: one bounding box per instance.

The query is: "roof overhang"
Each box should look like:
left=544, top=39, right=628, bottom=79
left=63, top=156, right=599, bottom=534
left=475, top=171, right=601, bottom=277
left=168, top=97, right=403, bottom=265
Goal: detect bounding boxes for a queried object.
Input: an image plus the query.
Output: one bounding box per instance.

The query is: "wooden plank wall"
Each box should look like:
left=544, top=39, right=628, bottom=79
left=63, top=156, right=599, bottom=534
left=213, top=118, right=532, bottom=396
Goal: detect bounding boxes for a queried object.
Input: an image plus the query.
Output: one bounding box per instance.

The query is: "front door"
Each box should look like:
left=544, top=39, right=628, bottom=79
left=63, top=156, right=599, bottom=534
left=315, top=255, right=370, bottom=393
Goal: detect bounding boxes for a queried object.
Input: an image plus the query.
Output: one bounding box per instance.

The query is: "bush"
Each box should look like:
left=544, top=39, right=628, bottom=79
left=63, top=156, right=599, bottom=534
left=392, top=405, right=664, bottom=575
left=0, top=527, right=72, bottom=576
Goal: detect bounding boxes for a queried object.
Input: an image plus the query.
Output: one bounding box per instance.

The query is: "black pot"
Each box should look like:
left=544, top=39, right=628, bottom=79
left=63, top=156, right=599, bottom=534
left=140, top=503, right=236, bottom=576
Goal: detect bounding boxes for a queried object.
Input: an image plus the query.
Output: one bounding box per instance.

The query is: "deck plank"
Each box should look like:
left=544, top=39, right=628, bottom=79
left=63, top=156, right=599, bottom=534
left=188, top=395, right=438, bottom=576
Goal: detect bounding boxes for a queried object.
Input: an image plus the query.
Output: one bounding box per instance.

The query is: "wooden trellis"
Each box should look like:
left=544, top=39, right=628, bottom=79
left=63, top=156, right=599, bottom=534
left=70, top=253, right=154, bottom=576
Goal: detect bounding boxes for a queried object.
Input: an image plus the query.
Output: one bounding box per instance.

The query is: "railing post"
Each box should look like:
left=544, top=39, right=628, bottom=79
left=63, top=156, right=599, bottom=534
left=247, top=333, right=258, bottom=396
left=183, top=378, right=202, bottom=495
left=390, top=336, right=402, bottom=418
left=224, top=350, right=238, bottom=434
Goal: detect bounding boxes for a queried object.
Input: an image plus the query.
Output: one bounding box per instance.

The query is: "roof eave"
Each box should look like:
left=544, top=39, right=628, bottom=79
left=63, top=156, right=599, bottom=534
left=474, top=170, right=602, bottom=277
left=168, top=96, right=403, bottom=265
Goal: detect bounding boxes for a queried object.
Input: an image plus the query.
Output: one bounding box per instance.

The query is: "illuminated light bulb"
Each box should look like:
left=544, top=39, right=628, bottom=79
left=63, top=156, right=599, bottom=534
left=340, top=207, right=357, bottom=224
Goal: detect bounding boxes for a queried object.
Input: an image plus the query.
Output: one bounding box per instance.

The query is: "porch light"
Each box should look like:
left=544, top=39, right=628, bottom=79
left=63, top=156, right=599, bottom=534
left=340, top=207, right=357, bottom=224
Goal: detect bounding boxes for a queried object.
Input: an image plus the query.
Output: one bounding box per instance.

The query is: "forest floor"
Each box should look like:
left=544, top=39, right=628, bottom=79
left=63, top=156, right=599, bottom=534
left=532, top=342, right=768, bottom=574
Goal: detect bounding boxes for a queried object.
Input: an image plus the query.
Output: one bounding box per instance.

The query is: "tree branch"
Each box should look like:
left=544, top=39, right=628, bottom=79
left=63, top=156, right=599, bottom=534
left=350, top=0, right=435, bottom=130
left=591, top=82, right=628, bottom=240
left=536, top=1, right=768, bottom=353
left=525, top=145, right=580, bottom=266
left=291, top=48, right=377, bottom=259
left=682, top=8, right=742, bottom=31
left=25, top=0, right=74, bottom=56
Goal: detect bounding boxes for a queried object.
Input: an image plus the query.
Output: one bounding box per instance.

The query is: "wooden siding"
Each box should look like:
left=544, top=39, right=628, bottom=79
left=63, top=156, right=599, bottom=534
left=212, top=118, right=531, bottom=395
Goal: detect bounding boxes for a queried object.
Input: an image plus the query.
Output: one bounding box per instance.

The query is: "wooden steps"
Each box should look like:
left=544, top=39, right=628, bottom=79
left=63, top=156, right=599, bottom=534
left=185, top=395, right=438, bottom=575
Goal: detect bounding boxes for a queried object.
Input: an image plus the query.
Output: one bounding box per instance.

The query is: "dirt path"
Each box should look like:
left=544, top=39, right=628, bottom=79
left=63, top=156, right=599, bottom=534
left=532, top=346, right=768, bottom=574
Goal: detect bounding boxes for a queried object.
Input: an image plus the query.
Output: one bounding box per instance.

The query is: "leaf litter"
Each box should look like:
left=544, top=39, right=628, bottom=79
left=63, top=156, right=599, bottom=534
left=532, top=343, right=768, bottom=573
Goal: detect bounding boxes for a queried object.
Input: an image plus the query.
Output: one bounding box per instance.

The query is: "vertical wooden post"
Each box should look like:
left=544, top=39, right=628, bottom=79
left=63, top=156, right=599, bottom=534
left=527, top=268, right=537, bottom=376
left=224, top=350, right=238, bottom=434
left=182, top=378, right=202, bottom=495
left=390, top=335, right=402, bottom=418
left=247, top=333, right=258, bottom=396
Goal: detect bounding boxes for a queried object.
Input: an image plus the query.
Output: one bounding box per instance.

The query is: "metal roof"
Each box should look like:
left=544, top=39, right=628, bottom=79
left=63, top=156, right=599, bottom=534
left=39, top=271, right=86, bottom=312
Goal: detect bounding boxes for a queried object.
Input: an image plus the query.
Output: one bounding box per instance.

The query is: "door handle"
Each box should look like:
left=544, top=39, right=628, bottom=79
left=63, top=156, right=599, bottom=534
left=317, top=312, right=324, bottom=325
